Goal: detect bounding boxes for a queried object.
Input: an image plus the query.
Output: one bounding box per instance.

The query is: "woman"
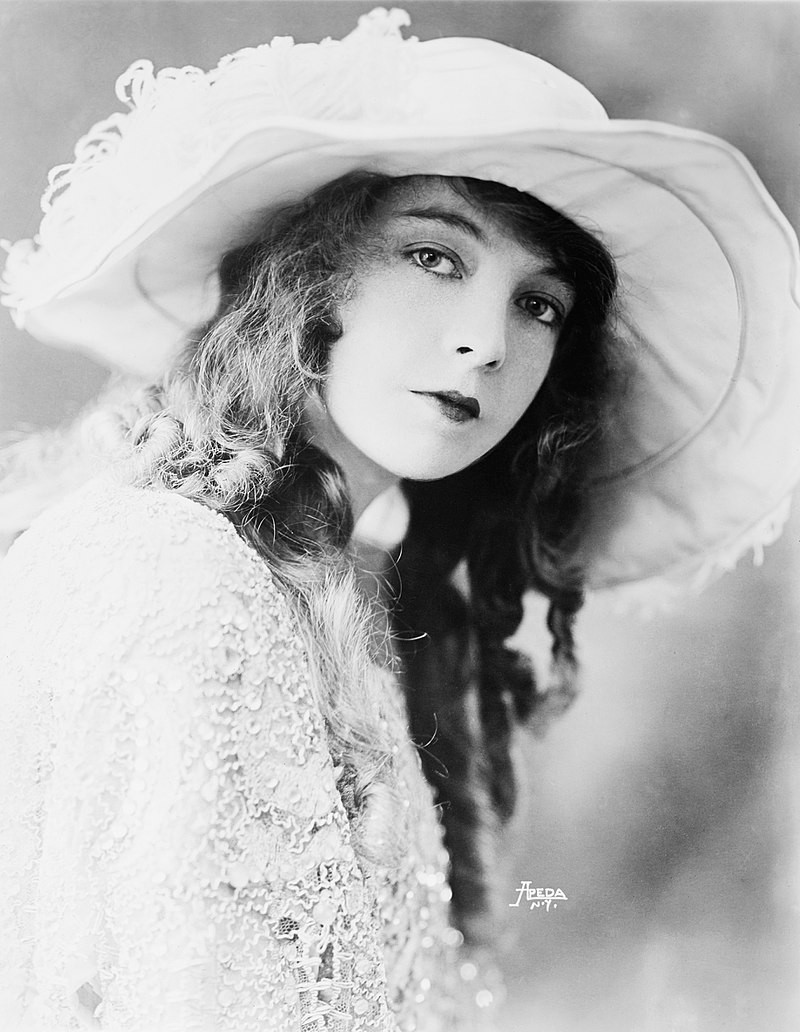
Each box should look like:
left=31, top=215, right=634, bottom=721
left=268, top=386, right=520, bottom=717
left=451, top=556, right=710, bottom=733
left=1, top=9, right=798, bottom=1031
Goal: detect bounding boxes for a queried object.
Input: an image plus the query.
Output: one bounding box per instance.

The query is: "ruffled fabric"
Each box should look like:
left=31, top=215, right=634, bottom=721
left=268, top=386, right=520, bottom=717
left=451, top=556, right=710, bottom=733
left=0, top=478, right=496, bottom=1031
left=0, top=8, right=422, bottom=320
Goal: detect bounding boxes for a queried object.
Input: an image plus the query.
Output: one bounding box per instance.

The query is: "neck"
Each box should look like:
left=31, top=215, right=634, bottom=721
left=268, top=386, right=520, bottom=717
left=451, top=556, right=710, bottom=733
left=302, top=394, right=399, bottom=524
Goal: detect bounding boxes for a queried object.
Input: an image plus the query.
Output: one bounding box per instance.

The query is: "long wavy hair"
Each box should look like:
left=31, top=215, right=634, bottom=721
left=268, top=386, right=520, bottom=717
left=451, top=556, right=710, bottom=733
left=391, top=178, right=617, bottom=943
left=1, top=170, right=617, bottom=941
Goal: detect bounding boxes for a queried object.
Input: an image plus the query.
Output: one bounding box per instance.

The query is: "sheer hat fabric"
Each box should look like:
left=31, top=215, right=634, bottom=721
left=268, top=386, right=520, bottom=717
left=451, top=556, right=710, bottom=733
left=3, top=8, right=800, bottom=597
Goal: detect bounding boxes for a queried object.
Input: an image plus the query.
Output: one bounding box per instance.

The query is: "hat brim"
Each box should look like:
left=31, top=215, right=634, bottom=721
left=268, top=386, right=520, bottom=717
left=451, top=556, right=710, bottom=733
left=6, top=115, right=800, bottom=592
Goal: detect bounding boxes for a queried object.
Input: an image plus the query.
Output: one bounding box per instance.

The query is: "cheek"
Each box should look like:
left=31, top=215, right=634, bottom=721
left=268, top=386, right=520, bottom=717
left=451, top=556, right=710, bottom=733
left=327, top=282, right=431, bottom=396
left=322, top=320, right=405, bottom=454
left=324, top=328, right=401, bottom=409
left=499, top=344, right=554, bottom=421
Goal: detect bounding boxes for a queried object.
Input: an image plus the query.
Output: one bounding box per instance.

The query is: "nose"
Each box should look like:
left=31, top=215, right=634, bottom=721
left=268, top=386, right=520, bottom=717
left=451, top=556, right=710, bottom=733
left=442, top=299, right=507, bottom=370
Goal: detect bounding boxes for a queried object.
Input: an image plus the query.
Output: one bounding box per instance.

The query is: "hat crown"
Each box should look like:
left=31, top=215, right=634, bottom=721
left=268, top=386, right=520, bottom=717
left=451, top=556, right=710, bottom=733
left=184, top=9, right=608, bottom=133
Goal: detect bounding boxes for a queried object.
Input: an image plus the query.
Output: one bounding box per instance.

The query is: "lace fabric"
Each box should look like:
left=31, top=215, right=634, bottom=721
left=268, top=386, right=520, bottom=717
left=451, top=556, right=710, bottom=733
left=0, top=478, right=494, bottom=1031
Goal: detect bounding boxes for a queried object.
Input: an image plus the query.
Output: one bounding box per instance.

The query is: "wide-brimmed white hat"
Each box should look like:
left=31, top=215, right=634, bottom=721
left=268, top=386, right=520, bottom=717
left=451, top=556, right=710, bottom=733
left=3, top=7, right=800, bottom=599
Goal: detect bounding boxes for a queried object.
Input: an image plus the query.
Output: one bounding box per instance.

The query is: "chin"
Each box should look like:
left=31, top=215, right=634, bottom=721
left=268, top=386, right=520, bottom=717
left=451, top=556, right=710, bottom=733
left=383, top=453, right=479, bottom=483
left=402, top=468, right=466, bottom=483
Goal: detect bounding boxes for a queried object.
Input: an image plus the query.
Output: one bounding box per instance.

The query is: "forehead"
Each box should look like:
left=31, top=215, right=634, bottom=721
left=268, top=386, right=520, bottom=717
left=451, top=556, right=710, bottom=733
left=375, top=176, right=551, bottom=259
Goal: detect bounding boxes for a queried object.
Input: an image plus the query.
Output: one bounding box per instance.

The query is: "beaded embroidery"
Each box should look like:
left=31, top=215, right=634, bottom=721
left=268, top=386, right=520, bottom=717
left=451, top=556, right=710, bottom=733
left=0, top=478, right=491, bottom=1030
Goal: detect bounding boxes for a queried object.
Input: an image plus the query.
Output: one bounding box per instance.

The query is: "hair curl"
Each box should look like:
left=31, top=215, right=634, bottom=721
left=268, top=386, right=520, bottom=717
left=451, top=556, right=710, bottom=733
left=390, top=177, right=618, bottom=943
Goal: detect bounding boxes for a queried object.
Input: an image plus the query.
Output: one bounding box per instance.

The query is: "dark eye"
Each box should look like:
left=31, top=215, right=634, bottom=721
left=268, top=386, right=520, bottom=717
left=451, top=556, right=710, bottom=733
left=409, top=247, right=459, bottom=277
left=517, top=294, right=564, bottom=327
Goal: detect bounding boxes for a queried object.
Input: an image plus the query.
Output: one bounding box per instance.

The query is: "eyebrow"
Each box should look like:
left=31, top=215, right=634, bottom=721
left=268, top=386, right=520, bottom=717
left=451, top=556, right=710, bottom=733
left=391, top=206, right=488, bottom=243
left=390, top=205, right=575, bottom=296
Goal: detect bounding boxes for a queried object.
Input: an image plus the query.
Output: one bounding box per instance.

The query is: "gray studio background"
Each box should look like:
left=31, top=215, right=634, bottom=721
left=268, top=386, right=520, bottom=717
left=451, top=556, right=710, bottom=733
left=1, top=3, right=798, bottom=1031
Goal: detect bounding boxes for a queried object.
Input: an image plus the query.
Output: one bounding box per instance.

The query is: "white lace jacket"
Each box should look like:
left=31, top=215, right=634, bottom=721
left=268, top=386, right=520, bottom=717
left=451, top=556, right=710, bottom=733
left=0, top=479, right=494, bottom=1031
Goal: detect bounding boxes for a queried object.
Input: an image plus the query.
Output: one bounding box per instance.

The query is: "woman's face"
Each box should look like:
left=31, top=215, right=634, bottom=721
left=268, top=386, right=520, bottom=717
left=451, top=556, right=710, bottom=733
left=308, top=177, right=574, bottom=497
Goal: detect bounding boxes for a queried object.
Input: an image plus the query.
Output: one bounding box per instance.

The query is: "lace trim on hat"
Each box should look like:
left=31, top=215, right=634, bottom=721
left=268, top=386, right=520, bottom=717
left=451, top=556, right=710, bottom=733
left=598, top=494, right=793, bottom=617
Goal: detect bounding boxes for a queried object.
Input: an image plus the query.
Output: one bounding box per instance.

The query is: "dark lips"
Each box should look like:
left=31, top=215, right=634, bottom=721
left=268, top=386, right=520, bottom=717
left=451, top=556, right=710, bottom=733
left=415, top=390, right=481, bottom=422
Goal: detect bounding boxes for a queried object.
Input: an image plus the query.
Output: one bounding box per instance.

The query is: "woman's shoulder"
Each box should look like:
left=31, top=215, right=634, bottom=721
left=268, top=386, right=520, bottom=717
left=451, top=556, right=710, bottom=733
left=0, top=476, right=294, bottom=635
left=7, top=475, right=251, bottom=573
left=13, top=475, right=238, bottom=553
left=0, top=477, right=311, bottom=717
